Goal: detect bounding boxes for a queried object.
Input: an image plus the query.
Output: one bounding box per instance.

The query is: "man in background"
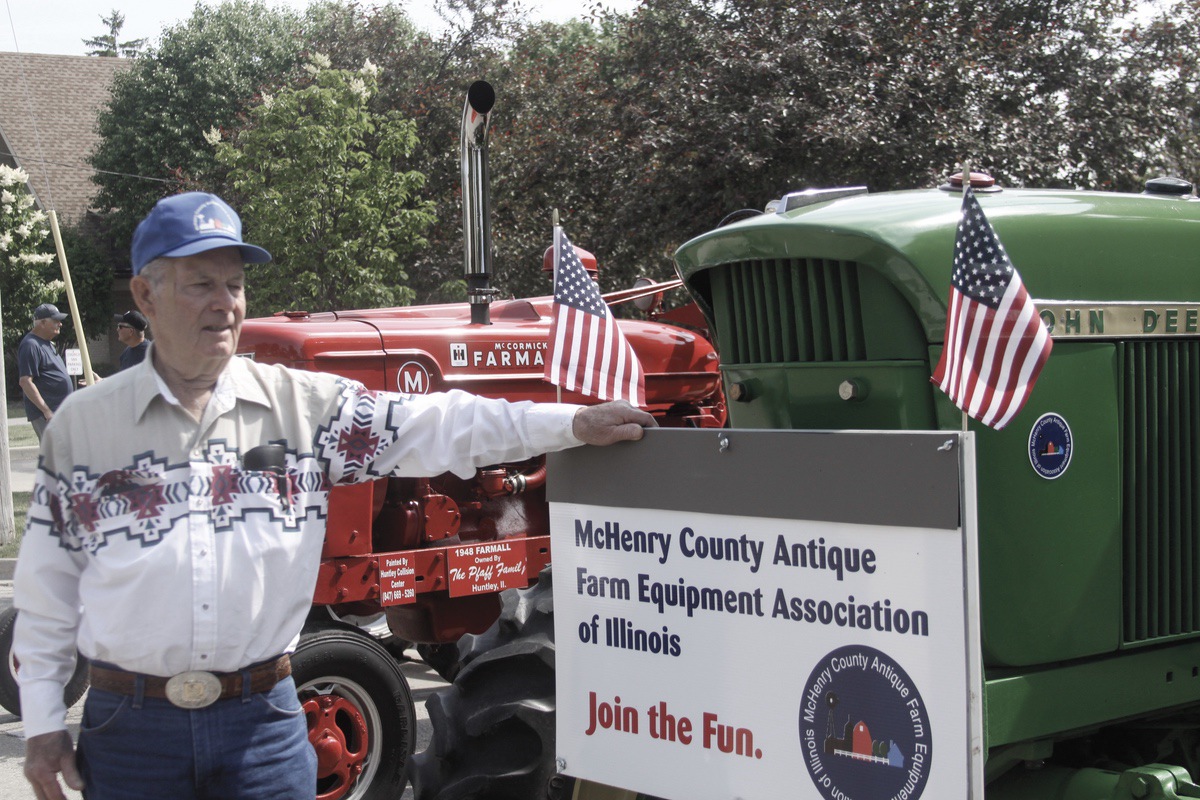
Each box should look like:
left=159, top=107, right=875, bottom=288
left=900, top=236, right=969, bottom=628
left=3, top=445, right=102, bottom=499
left=115, top=310, right=149, bottom=370
left=16, top=303, right=72, bottom=442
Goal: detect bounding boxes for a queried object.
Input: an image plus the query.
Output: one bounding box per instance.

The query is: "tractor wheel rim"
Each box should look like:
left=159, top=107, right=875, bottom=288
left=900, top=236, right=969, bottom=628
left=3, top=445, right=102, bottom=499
left=299, top=675, right=383, bottom=800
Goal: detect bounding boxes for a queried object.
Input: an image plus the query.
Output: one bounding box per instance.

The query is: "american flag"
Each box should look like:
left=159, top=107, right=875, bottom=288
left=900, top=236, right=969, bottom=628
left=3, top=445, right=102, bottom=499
left=931, top=185, right=1052, bottom=430
left=545, top=226, right=645, bottom=406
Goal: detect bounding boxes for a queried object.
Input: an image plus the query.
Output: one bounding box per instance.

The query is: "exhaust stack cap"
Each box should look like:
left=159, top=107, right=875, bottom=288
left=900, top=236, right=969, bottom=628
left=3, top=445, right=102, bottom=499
left=940, top=171, right=1002, bottom=193
left=461, top=80, right=499, bottom=324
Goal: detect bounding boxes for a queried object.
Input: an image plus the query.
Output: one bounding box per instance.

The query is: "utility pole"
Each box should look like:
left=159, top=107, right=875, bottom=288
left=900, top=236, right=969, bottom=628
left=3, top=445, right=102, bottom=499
left=0, top=285, right=15, bottom=545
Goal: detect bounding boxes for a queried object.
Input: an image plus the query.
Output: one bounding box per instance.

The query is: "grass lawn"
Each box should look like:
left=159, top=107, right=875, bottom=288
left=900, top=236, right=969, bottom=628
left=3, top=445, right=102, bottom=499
left=8, top=421, right=36, bottom=449
left=0, top=492, right=28, bottom=557
left=3, top=400, right=35, bottom=557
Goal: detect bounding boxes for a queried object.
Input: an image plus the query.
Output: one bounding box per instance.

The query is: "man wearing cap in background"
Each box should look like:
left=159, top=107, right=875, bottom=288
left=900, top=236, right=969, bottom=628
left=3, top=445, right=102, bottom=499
left=14, top=191, right=654, bottom=800
left=115, top=310, right=149, bottom=370
left=16, top=303, right=72, bottom=442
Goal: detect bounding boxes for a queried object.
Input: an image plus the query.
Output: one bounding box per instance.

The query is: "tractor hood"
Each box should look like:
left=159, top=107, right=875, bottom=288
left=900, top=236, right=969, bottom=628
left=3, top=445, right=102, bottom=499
left=237, top=294, right=722, bottom=412
left=676, top=188, right=1200, bottom=343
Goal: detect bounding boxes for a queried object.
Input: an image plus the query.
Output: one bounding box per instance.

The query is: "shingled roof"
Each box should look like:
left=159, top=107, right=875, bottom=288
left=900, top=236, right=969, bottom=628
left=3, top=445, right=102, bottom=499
left=0, top=52, right=131, bottom=224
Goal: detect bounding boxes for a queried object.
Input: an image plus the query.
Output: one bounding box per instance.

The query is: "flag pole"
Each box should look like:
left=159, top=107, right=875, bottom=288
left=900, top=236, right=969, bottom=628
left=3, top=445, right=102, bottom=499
left=552, top=208, right=561, bottom=404
left=959, top=160, right=971, bottom=434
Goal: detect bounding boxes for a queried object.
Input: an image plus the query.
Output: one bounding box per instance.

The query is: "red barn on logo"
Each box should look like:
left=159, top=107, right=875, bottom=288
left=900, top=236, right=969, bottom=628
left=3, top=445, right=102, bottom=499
left=852, top=722, right=873, bottom=757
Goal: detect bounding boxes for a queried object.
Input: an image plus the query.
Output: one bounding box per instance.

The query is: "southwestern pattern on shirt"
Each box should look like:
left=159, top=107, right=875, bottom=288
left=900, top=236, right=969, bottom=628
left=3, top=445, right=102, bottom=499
left=315, top=381, right=421, bottom=481
left=32, top=455, right=333, bottom=555
left=30, top=379, right=403, bottom=554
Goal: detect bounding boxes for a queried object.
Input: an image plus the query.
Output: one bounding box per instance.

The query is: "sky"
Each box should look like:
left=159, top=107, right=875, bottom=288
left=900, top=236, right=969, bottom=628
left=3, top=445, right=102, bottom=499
left=0, top=0, right=637, bottom=56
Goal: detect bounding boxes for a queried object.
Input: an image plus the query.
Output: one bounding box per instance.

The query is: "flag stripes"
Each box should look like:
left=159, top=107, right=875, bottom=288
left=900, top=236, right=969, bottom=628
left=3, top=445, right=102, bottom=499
left=545, top=225, right=645, bottom=406
left=931, top=185, right=1052, bottom=429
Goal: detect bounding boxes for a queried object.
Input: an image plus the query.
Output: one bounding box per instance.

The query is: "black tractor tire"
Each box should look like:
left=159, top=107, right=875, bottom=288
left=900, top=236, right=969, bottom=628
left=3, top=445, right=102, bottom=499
left=292, top=624, right=417, bottom=800
left=411, top=566, right=575, bottom=800
left=0, top=607, right=89, bottom=719
left=416, top=642, right=462, bottom=682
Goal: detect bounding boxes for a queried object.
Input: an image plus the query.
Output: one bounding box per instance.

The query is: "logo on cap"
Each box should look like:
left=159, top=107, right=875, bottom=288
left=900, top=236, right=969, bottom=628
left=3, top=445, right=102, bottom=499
left=193, top=200, right=238, bottom=236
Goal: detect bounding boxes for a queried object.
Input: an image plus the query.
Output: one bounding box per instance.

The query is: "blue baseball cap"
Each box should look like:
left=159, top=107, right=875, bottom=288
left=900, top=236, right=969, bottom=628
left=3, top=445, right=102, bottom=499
left=131, top=192, right=272, bottom=275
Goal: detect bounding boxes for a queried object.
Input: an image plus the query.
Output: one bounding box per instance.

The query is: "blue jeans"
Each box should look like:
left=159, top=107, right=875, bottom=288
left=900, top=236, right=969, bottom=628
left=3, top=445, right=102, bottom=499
left=77, top=675, right=316, bottom=799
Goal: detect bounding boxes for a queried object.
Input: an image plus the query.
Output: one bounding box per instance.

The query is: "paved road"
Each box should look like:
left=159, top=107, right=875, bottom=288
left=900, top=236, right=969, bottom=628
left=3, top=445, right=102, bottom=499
left=0, top=581, right=446, bottom=800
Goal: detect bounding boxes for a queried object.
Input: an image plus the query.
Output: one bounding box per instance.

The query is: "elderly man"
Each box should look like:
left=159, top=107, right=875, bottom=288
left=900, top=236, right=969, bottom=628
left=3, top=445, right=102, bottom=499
left=115, top=309, right=149, bottom=370
left=16, top=303, right=72, bottom=442
left=15, top=192, right=654, bottom=800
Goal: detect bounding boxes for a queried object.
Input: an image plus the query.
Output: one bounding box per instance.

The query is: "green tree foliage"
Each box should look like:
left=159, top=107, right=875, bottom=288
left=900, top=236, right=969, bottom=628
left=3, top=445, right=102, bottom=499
left=477, top=0, right=1200, bottom=300
left=82, top=0, right=1200, bottom=315
left=0, top=166, right=63, bottom=351
left=87, top=1, right=307, bottom=249
left=53, top=223, right=125, bottom=364
left=304, top=0, right=524, bottom=303
left=213, top=58, right=435, bottom=316
left=83, top=10, right=147, bottom=58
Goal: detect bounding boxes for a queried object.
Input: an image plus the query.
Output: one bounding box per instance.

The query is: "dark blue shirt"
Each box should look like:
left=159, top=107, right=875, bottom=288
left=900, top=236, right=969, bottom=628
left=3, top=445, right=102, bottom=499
left=119, top=340, right=149, bottom=371
left=17, top=332, right=73, bottom=420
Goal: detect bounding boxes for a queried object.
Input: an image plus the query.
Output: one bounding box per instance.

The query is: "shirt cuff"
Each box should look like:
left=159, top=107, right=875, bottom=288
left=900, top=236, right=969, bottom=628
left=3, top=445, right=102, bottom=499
left=525, top=403, right=584, bottom=450
left=19, top=678, right=68, bottom=739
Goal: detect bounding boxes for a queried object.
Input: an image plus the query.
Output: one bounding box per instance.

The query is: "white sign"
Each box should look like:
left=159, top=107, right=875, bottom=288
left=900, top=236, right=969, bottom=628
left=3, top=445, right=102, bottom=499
left=65, top=348, right=82, bottom=376
left=550, top=434, right=982, bottom=800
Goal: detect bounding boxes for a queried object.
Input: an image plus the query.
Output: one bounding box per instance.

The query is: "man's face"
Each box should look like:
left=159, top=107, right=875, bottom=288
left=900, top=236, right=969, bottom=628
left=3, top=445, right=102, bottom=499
left=34, top=317, right=62, bottom=340
left=116, top=321, right=137, bottom=346
left=134, top=248, right=246, bottom=376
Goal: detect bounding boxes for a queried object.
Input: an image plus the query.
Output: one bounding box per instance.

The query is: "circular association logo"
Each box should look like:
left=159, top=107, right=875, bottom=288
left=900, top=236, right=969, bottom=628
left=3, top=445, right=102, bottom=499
left=1028, top=412, right=1072, bottom=480
left=799, top=645, right=932, bottom=800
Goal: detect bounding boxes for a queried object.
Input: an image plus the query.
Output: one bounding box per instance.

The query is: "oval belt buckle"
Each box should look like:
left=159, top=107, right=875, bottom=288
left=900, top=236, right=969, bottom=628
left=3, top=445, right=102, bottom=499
left=165, top=671, right=223, bottom=709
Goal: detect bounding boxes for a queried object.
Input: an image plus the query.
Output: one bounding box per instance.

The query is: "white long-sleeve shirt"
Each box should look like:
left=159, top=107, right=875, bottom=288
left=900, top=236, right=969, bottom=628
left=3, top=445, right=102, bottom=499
left=14, top=352, right=581, bottom=737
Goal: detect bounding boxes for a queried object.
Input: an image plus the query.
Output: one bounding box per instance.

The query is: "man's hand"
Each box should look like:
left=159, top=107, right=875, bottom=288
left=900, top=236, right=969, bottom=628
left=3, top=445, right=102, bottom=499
left=24, top=730, right=83, bottom=800
left=572, top=401, right=657, bottom=446
left=18, top=376, right=52, bottom=421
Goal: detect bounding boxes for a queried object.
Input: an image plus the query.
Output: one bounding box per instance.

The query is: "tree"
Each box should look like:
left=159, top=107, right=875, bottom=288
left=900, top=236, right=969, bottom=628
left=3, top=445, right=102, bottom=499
left=477, top=0, right=1200, bottom=303
left=0, top=166, right=65, bottom=389
left=304, top=0, right=526, bottom=303
left=88, top=1, right=307, bottom=249
left=82, top=10, right=147, bottom=58
left=213, top=59, right=435, bottom=316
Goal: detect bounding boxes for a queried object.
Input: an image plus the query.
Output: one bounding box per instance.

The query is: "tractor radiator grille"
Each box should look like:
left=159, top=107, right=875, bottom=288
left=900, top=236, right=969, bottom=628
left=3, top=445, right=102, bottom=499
left=1122, top=340, right=1200, bottom=644
left=709, top=259, right=866, bottom=364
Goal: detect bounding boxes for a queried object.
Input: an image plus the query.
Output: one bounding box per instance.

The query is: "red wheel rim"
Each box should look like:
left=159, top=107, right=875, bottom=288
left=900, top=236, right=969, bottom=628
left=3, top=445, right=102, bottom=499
left=302, top=685, right=374, bottom=800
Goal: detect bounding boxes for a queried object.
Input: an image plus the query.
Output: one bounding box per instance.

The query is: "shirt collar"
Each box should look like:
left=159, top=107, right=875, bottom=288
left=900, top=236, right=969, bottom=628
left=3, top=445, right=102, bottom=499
left=132, top=345, right=272, bottom=423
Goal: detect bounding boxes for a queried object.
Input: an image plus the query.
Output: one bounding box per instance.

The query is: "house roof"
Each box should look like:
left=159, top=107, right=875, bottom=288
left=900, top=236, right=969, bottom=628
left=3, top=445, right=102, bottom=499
left=0, top=52, right=131, bottom=224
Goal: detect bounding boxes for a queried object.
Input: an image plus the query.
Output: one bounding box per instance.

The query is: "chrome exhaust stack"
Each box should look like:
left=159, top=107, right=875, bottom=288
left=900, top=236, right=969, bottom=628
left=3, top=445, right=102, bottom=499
left=461, top=80, right=497, bottom=325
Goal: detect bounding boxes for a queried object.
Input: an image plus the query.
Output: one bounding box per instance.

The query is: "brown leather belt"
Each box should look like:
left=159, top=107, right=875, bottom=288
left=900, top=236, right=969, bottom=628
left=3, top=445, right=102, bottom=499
left=89, top=655, right=291, bottom=709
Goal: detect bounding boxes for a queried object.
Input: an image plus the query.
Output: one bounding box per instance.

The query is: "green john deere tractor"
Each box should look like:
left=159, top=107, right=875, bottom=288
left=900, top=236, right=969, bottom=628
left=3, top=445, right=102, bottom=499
left=673, top=173, right=1200, bottom=799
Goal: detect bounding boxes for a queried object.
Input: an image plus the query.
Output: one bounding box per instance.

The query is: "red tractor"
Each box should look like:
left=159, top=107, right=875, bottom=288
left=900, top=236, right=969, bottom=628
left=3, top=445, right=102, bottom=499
left=234, top=81, right=726, bottom=800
